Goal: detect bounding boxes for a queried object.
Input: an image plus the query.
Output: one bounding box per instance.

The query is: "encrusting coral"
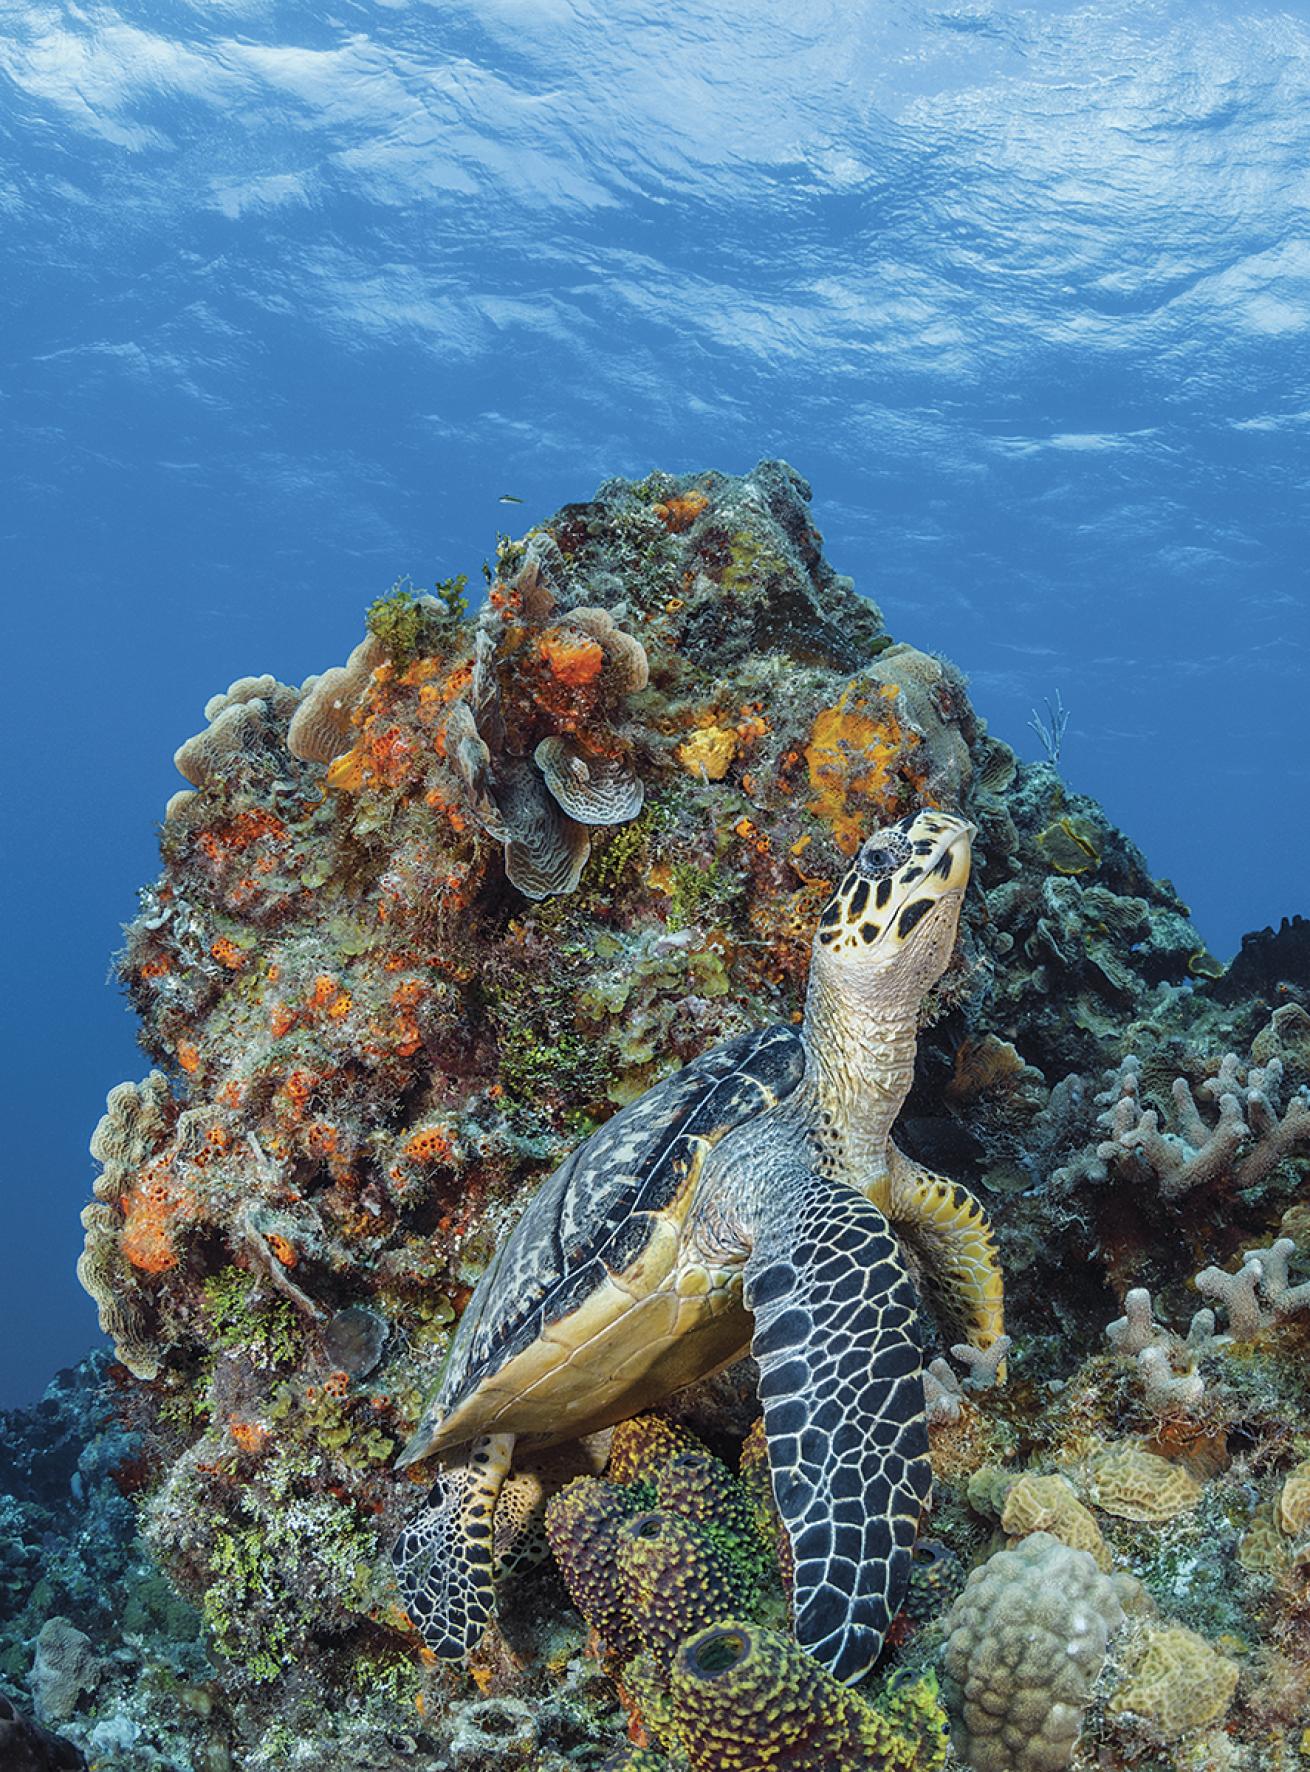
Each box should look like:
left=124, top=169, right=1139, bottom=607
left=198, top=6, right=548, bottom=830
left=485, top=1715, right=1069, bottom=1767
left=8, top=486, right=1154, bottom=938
left=1085, top=1446, right=1201, bottom=1523
left=38, top=459, right=1308, bottom=1769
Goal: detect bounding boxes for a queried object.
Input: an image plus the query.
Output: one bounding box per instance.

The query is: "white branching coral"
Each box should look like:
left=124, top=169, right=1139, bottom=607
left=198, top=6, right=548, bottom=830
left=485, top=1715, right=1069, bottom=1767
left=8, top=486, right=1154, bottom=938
left=1063, top=1050, right=1310, bottom=1202
left=924, top=1358, right=964, bottom=1427
left=924, top=1335, right=1011, bottom=1425
left=1105, top=1288, right=1171, bottom=1357
left=1195, top=1238, right=1310, bottom=1339
left=1104, top=1289, right=1206, bottom=1413
left=951, top=1334, right=1012, bottom=1391
left=1135, top=1347, right=1205, bottom=1414
left=1104, top=1234, right=1309, bottom=1412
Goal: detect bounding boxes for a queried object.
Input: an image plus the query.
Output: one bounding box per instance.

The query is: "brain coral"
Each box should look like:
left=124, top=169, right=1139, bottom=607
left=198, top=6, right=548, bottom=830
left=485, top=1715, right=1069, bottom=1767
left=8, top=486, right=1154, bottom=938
left=1086, top=1447, right=1201, bottom=1522
left=942, top=1531, right=1124, bottom=1772
left=1000, top=1472, right=1112, bottom=1571
left=1109, top=1623, right=1240, bottom=1738
left=1276, top=1458, right=1310, bottom=1538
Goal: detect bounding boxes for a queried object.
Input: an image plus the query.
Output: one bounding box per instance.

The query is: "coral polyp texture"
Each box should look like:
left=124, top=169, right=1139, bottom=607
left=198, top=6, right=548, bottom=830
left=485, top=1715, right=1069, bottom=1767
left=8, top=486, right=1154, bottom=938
left=17, top=459, right=1301, bottom=1770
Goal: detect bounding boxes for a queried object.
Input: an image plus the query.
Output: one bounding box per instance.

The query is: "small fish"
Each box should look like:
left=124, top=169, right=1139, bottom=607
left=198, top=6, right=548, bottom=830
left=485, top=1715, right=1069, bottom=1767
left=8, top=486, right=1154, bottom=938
left=498, top=493, right=524, bottom=505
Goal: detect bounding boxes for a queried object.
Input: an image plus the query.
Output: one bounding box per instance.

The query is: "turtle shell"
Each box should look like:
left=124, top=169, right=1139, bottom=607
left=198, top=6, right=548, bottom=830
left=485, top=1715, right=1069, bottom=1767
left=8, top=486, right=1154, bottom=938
left=426, top=1023, right=805, bottom=1447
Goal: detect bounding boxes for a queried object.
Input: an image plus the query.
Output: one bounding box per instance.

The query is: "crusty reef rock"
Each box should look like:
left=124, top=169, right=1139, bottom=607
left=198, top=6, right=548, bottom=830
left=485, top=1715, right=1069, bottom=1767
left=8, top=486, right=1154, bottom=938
left=67, top=461, right=1308, bottom=1771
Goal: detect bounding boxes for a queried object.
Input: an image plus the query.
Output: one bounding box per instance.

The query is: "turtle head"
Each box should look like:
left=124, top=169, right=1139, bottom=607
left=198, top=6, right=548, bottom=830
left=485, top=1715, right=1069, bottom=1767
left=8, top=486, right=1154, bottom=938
left=813, top=809, right=974, bottom=998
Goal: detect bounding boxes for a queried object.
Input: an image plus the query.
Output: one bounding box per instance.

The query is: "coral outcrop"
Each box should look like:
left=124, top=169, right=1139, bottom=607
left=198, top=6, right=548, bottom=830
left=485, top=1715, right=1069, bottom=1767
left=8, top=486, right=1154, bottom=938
left=26, top=458, right=1308, bottom=1768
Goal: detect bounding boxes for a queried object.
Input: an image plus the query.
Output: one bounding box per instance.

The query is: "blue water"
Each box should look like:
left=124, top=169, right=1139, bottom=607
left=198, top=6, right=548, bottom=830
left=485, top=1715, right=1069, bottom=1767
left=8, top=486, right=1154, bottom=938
left=2, top=0, right=1307, bottom=1406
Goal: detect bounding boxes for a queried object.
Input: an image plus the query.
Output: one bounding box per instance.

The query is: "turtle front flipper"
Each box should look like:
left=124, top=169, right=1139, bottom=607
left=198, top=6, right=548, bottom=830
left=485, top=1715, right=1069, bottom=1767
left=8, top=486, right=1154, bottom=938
left=873, top=1144, right=1006, bottom=1368
left=391, top=1431, right=515, bottom=1658
left=743, top=1171, right=930, bottom=1686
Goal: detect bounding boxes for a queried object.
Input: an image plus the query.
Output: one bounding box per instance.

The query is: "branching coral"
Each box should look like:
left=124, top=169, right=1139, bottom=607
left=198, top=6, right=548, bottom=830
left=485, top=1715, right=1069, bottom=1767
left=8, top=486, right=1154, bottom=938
left=1070, top=1050, right=1310, bottom=1202
left=1195, top=1236, right=1310, bottom=1337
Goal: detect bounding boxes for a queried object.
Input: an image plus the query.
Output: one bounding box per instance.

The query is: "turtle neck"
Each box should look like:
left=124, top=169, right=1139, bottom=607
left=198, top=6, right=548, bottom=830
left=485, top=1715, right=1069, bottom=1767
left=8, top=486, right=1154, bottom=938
left=796, top=949, right=923, bottom=1184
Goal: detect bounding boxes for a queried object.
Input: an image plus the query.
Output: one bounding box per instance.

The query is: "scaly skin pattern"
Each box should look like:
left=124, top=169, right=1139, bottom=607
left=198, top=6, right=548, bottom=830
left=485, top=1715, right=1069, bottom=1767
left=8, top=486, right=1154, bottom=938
left=392, top=809, right=1007, bottom=1682
left=391, top=1430, right=512, bottom=1658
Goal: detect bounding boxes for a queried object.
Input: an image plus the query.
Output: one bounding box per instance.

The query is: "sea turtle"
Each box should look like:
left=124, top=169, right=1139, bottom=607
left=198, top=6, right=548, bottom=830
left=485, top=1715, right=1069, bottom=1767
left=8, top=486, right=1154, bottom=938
left=392, top=807, right=1005, bottom=1683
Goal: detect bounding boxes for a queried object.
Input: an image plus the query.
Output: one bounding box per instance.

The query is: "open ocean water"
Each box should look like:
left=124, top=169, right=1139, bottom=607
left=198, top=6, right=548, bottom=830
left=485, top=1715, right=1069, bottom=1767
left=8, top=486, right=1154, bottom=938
left=2, top=0, right=1307, bottom=1435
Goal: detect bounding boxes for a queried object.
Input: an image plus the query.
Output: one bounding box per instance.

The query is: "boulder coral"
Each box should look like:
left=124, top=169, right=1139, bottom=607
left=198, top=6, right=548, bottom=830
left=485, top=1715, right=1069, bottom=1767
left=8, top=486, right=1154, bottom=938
left=941, top=1532, right=1124, bottom=1772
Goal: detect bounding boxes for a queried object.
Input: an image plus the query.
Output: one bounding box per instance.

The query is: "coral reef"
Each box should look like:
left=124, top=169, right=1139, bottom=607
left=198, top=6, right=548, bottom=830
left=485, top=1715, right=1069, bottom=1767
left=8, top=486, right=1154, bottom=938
left=27, top=458, right=1308, bottom=1768
left=1109, top=1623, right=1241, bottom=1738
left=1068, top=1051, right=1310, bottom=1202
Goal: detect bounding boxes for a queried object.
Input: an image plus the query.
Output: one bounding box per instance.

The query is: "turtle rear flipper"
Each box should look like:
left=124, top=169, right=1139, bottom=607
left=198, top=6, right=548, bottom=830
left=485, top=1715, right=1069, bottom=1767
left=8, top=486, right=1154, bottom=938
left=744, top=1172, right=929, bottom=1686
left=391, top=1432, right=515, bottom=1658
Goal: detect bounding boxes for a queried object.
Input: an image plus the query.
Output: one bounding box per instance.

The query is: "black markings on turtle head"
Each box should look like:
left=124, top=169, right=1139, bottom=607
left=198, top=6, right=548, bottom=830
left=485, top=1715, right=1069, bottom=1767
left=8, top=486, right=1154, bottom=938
left=875, top=877, right=892, bottom=909
left=931, top=850, right=955, bottom=879
left=897, top=898, right=934, bottom=939
left=860, top=922, right=880, bottom=943
left=847, top=879, right=870, bottom=918
left=819, top=901, right=841, bottom=929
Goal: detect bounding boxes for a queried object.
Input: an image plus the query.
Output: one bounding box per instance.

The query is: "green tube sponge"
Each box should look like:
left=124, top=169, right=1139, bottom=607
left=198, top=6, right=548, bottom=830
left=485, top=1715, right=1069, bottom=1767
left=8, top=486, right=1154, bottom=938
left=599, top=1748, right=671, bottom=1771
left=616, top=1510, right=747, bottom=1674
left=652, top=1451, right=771, bottom=1598
left=668, top=1620, right=948, bottom=1772
left=738, top=1416, right=791, bottom=1587
left=545, top=1476, right=642, bottom=1659
left=608, top=1415, right=704, bottom=1485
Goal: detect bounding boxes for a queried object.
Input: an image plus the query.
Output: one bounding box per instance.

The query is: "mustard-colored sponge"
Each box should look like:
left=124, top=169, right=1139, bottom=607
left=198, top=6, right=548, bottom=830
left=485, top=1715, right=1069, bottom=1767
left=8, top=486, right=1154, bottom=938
left=668, top=1619, right=948, bottom=1772
left=545, top=1475, right=643, bottom=1659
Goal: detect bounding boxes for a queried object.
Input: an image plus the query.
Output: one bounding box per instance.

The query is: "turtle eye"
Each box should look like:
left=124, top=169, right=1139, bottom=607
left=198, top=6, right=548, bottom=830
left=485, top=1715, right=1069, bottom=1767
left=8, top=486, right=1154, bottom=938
left=857, top=830, right=911, bottom=878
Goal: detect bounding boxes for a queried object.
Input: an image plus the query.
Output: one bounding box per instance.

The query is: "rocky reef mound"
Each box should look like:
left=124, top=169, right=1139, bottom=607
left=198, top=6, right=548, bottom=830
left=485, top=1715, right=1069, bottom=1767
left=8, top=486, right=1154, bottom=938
left=5, top=461, right=1306, bottom=1769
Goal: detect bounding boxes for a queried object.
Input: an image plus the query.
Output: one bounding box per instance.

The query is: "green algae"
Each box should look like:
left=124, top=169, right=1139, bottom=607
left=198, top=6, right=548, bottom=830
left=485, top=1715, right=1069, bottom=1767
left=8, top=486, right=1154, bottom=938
left=202, top=1269, right=304, bottom=1370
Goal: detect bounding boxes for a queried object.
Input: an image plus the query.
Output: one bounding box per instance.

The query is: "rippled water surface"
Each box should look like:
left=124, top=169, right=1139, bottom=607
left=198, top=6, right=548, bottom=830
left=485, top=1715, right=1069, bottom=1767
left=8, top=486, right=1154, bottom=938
left=2, top=0, right=1308, bottom=1398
